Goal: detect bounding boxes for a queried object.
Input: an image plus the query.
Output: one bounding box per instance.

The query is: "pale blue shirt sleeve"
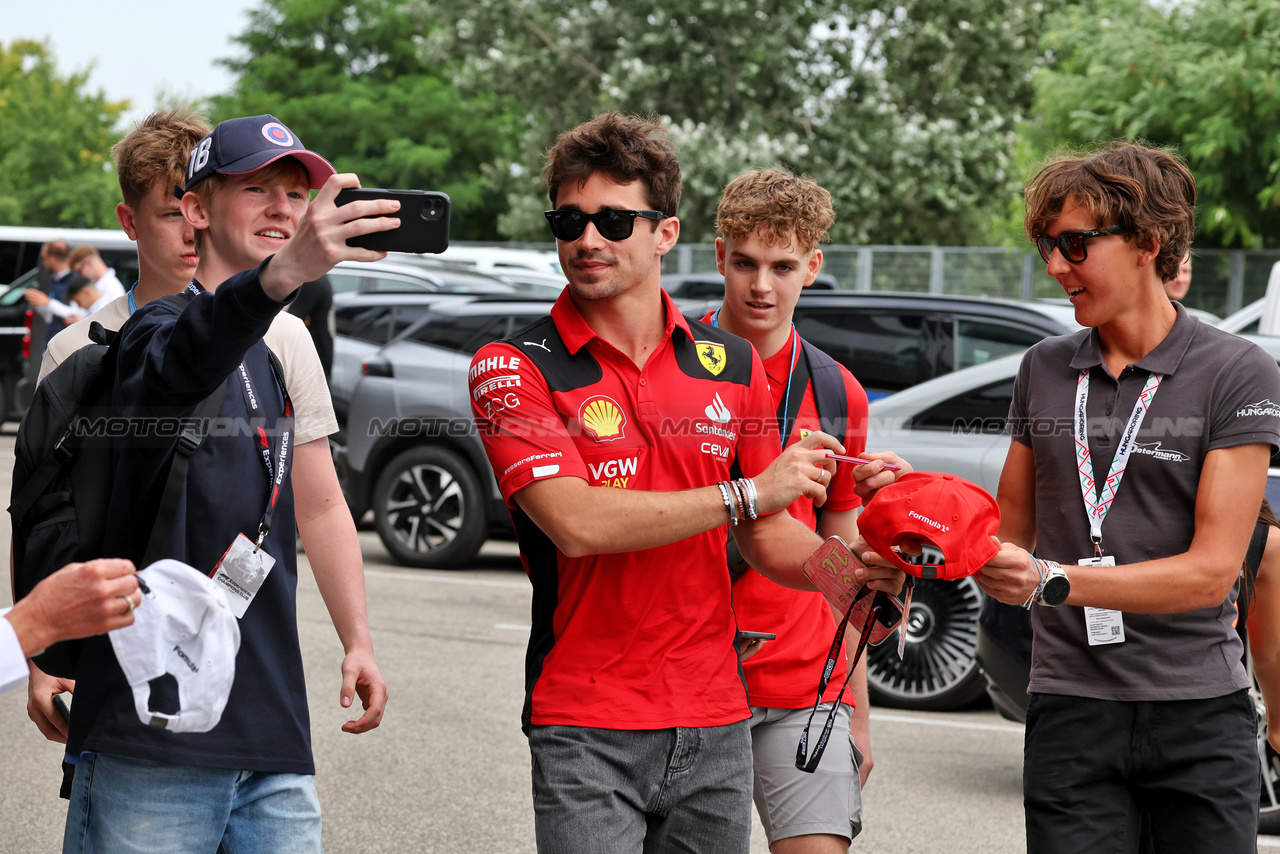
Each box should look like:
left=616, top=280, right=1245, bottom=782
left=0, top=609, right=29, bottom=696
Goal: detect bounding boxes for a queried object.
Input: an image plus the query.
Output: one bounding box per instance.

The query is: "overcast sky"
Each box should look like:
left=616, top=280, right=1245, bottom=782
left=6, top=1, right=261, bottom=127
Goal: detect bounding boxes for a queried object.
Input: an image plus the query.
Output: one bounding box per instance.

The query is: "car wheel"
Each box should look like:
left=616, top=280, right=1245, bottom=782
left=372, top=446, right=487, bottom=569
left=866, top=576, right=987, bottom=711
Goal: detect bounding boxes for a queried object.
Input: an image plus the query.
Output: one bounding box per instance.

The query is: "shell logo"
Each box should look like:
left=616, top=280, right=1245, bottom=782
left=579, top=396, right=627, bottom=442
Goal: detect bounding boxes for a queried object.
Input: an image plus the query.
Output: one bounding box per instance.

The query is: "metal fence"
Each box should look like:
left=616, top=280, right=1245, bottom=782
left=660, top=245, right=1280, bottom=318
left=493, top=241, right=1280, bottom=318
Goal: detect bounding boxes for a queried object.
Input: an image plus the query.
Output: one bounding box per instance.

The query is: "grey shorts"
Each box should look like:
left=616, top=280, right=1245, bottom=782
left=748, top=702, right=863, bottom=845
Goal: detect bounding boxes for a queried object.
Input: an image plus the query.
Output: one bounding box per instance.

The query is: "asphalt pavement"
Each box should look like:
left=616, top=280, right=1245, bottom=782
left=1, top=424, right=1277, bottom=853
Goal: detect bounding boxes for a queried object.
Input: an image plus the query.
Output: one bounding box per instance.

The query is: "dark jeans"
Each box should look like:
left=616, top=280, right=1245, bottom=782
left=1023, top=690, right=1259, bottom=854
left=528, top=721, right=753, bottom=854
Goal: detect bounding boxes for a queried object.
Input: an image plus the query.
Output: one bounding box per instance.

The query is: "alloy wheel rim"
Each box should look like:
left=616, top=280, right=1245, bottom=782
left=867, top=577, right=982, bottom=699
left=383, top=463, right=466, bottom=554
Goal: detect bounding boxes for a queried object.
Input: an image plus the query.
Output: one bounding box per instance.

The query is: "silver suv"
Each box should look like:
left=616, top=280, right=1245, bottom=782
left=334, top=297, right=555, bottom=568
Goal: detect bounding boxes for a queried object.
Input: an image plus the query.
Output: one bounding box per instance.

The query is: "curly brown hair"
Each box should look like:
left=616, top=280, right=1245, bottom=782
left=112, top=108, right=211, bottom=207
left=543, top=112, right=681, bottom=218
left=716, top=169, right=834, bottom=252
left=1024, top=141, right=1196, bottom=283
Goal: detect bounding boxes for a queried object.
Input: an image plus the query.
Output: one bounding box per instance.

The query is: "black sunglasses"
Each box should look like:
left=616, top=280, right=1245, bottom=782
left=544, top=209, right=665, bottom=242
left=1034, top=224, right=1124, bottom=264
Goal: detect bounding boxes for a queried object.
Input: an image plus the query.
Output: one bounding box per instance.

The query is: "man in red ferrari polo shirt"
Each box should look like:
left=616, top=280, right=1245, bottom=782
left=705, top=169, right=908, bottom=853
left=469, top=114, right=901, bottom=854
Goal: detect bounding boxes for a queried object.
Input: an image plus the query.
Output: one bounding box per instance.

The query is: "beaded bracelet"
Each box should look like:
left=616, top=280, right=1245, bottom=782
left=717, top=481, right=739, bottom=527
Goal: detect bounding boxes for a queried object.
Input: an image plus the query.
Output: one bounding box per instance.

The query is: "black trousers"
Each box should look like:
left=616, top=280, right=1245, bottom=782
left=1023, top=690, right=1259, bottom=854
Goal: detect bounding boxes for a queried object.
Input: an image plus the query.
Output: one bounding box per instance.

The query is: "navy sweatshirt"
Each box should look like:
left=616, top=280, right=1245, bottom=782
left=67, top=260, right=314, bottom=774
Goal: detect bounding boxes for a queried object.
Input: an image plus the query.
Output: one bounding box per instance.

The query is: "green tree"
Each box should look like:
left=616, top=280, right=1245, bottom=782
left=213, top=0, right=521, bottom=240
left=424, top=0, right=1062, bottom=245
left=1025, top=0, right=1280, bottom=248
left=0, top=40, right=127, bottom=228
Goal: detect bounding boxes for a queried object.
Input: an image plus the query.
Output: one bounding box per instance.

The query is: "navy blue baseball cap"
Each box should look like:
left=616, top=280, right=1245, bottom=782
left=181, top=115, right=335, bottom=195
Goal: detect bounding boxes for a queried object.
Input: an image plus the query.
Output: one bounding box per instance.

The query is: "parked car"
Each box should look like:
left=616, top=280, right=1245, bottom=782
left=664, top=271, right=838, bottom=302
left=334, top=297, right=556, bottom=568
left=390, top=246, right=562, bottom=279
left=327, top=258, right=516, bottom=297
left=687, top=291, right=1080, bottom=399
left=330, top=291, right=478, bottom=430
left=862, top=354, right=1022, bottom=709
left=388, top=253, right=565, bottom=298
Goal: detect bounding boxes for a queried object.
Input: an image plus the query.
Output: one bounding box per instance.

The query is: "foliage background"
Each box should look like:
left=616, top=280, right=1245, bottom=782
left=4, top=0, right=1280, bottom=249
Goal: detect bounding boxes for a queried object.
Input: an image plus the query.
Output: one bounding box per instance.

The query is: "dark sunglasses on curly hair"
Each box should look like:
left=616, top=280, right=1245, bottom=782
left=1034, top=224, right=1125, bottom=264
left=544, top=208, right=666, bottom=242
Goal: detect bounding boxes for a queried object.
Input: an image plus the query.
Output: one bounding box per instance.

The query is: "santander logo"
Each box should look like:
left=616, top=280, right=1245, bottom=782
left=704, top=393, right=731, bottom=424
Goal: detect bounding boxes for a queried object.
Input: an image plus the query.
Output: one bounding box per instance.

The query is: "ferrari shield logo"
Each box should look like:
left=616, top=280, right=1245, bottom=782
left=696, top=341, right=726, bottom=376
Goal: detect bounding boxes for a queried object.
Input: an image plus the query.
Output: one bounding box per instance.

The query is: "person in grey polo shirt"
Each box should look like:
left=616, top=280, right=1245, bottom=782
left=976, top=141, right=1280, bottom=853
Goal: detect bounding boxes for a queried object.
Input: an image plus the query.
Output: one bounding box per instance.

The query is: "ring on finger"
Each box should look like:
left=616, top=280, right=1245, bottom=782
left=121, top=593, right=136, bottom=613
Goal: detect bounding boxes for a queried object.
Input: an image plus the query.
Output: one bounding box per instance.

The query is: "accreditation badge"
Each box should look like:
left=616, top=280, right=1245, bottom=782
left=211, top=533, right=275, bottom=619
left=1078, top=555, right=1123, bottom=645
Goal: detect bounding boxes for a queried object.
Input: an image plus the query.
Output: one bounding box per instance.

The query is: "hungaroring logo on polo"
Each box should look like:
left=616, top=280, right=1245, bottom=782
left=1238, top=399, right=1280, bottom=418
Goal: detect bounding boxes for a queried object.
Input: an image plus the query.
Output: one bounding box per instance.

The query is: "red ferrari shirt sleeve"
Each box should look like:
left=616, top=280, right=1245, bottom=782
left=735, top=347, right=783, bottom=479
left=825, top=364, right=870, bottom=512
left=469, top=341, right=588, bottom=504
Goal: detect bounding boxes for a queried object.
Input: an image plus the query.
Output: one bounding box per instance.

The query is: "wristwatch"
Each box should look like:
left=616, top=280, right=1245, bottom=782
left=1036, top=563, right=1071, bottom=607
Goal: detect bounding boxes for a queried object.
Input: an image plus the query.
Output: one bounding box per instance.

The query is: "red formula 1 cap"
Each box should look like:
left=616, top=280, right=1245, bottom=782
left=858, top=472, right=1001, bottom=580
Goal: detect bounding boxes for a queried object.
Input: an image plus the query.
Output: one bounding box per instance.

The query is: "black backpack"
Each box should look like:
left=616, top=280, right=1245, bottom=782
left=8, top=293, right=225, bottom=678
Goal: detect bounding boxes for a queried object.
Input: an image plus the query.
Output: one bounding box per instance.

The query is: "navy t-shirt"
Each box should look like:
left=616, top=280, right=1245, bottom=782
left=66, top=262, right=313, bottom=774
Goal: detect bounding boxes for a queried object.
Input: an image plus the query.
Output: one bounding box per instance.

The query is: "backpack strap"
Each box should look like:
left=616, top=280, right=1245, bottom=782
left=777, top=343, right=811, bottom=446
left=141, top=382, right=229, bottom=566
left=800, top=338, right=849, bottom=532
left=8, top=429, right=76, bottom=522
left=800, top=339, right=848, bottom=443
left=1247, top=520, right=1269, bottom=582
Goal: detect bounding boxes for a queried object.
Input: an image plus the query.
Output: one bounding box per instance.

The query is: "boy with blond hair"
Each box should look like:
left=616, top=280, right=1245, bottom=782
left=704, top=169, right=904, bottom=853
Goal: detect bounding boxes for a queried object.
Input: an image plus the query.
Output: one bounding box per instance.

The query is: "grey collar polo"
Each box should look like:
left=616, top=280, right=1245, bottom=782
left=1008, top=303, right=1280, bottom=701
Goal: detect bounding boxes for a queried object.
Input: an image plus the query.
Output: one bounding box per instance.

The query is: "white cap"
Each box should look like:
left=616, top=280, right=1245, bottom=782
left=109, top=560, right=240, bottom=733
